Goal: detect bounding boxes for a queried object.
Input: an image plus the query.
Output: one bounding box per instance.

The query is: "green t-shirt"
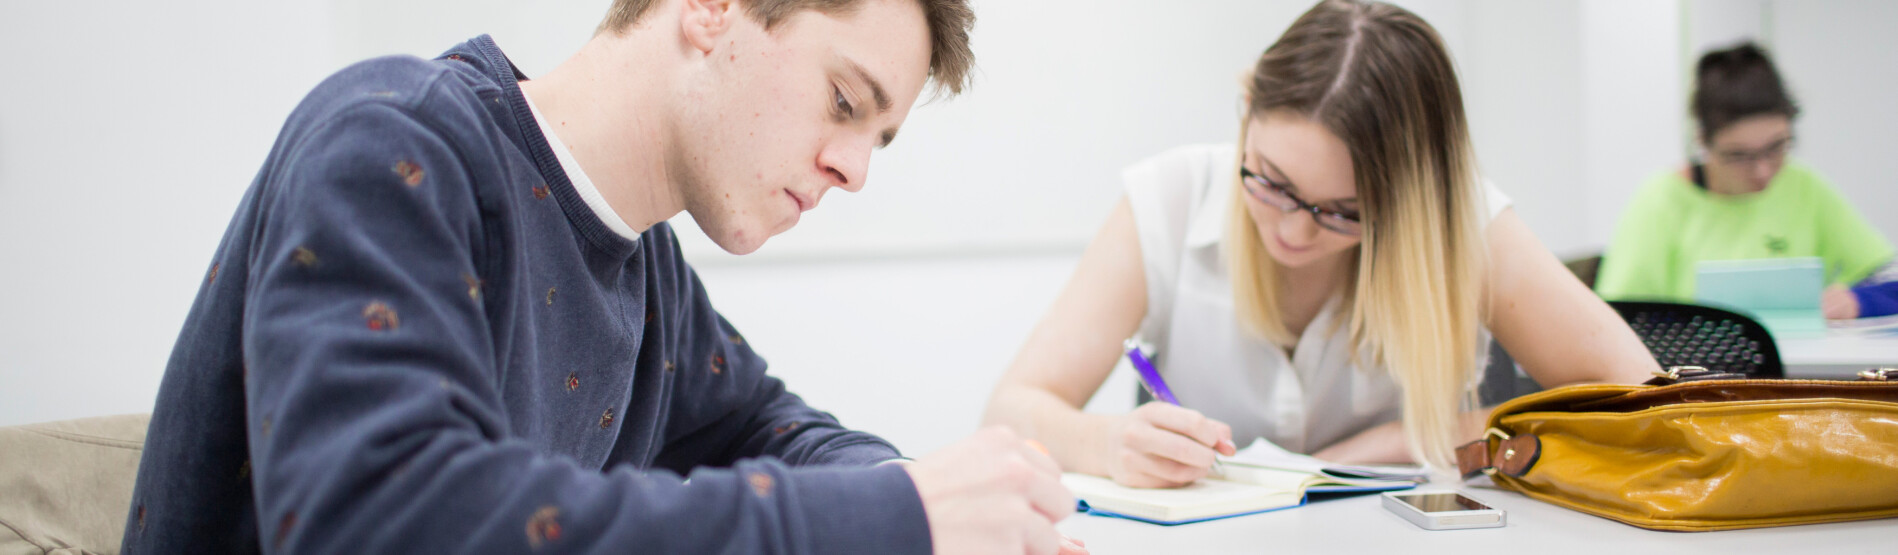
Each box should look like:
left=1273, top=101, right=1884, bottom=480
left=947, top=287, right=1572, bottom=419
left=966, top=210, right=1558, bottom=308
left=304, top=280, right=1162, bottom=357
left=1595, top=160, right=1894, bottom=301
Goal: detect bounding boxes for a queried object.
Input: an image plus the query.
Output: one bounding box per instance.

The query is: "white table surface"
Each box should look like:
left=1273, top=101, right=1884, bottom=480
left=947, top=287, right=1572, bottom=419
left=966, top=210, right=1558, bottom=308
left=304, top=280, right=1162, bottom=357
left=1777, top=332, right=1898, bottom=378
left=1056, top=484, right=1895, bottom=555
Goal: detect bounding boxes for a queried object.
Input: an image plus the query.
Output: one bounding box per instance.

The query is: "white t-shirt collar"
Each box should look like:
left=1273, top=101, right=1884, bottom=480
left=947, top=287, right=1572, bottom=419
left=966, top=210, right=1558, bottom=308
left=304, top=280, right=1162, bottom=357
left=522, top=93, right=643, bottom=241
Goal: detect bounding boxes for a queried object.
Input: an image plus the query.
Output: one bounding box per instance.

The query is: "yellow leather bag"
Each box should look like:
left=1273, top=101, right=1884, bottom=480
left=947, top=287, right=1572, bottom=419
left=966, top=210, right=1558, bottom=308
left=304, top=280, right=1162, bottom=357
left=1455, top=368, right=1898, bottom=531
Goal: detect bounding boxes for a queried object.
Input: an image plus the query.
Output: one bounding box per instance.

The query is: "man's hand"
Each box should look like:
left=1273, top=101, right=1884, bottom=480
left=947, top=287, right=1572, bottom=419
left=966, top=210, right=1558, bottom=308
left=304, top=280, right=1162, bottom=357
left=1058, top=534, right=1088, bottom=555
left=905, top=426, right=1078, bottom=555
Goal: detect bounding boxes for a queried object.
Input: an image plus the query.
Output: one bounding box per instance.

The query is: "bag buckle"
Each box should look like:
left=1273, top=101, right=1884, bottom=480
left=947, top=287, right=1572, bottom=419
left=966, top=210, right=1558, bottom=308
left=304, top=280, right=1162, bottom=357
left=1456, top=428, right=1541, bottom=480
left=1652, top=366, right=1706, bottom=381
left=1648, top=365, right=1746, bottom=385
left=1479, top=428, right=1511, bottom=476
left=1647, top=364, right=1693, bottom=382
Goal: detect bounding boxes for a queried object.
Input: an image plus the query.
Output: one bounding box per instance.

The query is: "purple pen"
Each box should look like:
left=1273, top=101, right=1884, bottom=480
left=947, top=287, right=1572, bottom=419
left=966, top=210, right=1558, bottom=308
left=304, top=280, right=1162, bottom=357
left=1126, top=338, right=1228, bottom=473
left=1124, top=338, right=1179, bottom=405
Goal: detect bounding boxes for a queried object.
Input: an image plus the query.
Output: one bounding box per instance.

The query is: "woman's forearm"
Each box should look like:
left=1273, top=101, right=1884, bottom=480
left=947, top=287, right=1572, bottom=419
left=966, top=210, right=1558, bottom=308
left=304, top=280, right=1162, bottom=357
left=1311, top=408, right=1494, bottom=465
left=981, top=383, right=1114, bottom=476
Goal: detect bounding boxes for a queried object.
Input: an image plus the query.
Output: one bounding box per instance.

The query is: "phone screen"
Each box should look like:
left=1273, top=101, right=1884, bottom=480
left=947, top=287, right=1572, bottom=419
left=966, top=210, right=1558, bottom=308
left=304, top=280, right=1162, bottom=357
left=1394, top=493, right=1491, bottom=513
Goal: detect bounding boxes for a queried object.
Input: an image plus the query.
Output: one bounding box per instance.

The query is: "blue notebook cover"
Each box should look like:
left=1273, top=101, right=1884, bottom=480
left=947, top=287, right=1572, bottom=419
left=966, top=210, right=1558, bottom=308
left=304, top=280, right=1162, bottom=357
left=1073, top=482, right=1416, bottom=526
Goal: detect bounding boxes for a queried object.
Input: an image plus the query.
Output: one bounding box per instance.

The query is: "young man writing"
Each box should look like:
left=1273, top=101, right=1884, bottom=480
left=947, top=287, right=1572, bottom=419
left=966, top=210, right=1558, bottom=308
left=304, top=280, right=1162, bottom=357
left=123, top=1, right=1081, bottom=553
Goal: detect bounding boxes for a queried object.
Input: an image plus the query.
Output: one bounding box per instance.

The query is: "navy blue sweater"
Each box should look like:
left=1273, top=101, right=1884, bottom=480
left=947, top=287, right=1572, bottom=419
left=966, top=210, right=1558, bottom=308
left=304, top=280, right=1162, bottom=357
left=123, top=36, right=930, bottom=554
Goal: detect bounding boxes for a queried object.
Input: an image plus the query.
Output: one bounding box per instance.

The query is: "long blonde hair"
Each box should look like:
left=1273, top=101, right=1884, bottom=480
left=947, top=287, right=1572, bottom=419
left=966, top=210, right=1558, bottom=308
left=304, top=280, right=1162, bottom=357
left=1225, top=0, right=1486, bottom=470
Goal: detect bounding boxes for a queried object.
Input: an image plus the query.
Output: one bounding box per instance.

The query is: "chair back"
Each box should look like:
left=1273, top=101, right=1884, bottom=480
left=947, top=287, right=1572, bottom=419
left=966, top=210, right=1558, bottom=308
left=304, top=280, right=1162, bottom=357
left=1609, top=300, right=1784, bottom=378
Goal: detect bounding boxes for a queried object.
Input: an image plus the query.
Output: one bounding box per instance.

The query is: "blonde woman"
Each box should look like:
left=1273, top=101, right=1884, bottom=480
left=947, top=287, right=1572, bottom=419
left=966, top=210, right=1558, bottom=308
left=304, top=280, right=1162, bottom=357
left=982, top=0, right=1657, bottom=488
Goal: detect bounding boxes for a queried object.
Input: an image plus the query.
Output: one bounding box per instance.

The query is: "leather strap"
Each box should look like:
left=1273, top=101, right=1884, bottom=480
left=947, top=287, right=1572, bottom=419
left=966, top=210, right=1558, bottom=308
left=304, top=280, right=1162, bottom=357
left=1456, top=439, right=1490, bottom=478
left=1495, top=435, right=1541, bottom=477
left=1456, top=433, right=1543, bottom=479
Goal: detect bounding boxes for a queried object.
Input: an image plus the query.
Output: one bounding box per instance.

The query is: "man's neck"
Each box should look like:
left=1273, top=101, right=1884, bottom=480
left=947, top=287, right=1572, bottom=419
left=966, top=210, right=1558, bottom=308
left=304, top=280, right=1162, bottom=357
left=519, top=33, right=684, bottom=233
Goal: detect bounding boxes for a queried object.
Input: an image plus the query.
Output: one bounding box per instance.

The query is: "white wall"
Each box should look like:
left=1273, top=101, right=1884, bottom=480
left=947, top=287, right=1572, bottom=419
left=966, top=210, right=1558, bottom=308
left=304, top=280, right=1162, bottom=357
left=1580, top=0, right=1686, bottom=251
left=1771, top=0, right=1898, bottom=243
left=691, top=254, right=1085, bottom=455
left=0, top=0, right=1308, bottom=428
left=0, top=1, right=610, bottom=427
left=672, top=1, right=1308, bottom=262
left=1690, top=0, right=1768, bottom=56
left=1, top=2, right=337, bottom=427
left=3, top=2, right=1896, bottom=456
left=1459, top=0, right=1587, bottom=255
left=674, top=0, right=1644, bottom=264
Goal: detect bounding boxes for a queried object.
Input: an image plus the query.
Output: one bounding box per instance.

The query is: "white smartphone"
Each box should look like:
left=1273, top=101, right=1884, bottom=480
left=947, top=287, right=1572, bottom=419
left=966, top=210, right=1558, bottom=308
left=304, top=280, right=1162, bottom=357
left=1381, top=491, right=1506, bottom=530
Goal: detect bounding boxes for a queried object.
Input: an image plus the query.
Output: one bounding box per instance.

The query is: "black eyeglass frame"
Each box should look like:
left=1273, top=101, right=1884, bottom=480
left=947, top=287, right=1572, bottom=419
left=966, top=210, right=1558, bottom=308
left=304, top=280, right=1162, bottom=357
left=1238, top=166, right=1363, bottom=236
left=1709, top=135, right=1794, bottom=167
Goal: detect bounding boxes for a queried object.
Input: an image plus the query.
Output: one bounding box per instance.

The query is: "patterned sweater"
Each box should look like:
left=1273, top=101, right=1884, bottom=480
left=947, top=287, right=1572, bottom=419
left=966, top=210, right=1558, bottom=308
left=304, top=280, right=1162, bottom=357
left=123, top=35, right=930, bottom=554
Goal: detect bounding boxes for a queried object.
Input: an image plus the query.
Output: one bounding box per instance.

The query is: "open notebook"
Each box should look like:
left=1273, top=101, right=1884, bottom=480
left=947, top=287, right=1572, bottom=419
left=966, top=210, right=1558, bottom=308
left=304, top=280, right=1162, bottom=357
left=1065, top=439, right=1421, bottom=525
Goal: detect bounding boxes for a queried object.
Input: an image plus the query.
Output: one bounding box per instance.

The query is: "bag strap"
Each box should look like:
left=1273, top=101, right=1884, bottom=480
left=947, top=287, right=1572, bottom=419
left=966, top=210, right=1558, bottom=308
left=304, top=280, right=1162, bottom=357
left=1648, top=366, right=1898, bottom=385
left=1455, top=428, right=1541, bottom=479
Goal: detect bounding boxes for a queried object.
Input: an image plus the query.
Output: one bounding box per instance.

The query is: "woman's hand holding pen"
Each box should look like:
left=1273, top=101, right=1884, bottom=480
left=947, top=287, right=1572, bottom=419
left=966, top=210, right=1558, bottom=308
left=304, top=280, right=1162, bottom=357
left=1100, top=403, right=1237, bottom=488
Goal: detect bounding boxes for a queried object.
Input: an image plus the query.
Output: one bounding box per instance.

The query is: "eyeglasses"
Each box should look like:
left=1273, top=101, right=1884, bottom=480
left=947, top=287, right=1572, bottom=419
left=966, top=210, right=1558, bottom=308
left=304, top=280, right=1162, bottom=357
left=1239, top=166, right=1362, bottom=236
left=1710, top=136, right=1793, bottom=167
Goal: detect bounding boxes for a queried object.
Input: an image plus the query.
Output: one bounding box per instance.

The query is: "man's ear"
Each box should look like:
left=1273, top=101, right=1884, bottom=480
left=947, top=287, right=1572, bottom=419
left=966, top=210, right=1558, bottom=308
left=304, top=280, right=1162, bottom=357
left=681, top=0, right=739, bottom=55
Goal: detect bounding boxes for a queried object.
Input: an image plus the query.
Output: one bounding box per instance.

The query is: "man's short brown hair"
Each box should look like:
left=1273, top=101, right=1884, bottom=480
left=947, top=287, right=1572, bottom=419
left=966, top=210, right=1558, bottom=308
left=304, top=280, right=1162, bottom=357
left=597, top=0, right=974, bottom=95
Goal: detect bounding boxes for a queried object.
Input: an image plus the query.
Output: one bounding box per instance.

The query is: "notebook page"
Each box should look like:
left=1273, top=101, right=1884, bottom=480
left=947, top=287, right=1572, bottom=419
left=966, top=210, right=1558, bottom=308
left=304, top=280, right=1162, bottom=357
left=1221, top=438, right=1427, bottom=483
left=1062, top=473, right=1303, bottom=522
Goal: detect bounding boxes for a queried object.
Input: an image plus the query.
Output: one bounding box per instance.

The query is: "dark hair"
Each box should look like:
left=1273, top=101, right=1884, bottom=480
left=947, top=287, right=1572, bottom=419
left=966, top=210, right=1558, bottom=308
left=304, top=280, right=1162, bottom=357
left=1691, top=41, right=1799, bottom=142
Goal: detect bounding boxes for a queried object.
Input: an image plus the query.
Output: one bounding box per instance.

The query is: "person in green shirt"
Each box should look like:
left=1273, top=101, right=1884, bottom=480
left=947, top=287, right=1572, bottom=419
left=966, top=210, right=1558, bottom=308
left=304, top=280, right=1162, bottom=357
left=1595, top=41, right=1897, bottom=319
